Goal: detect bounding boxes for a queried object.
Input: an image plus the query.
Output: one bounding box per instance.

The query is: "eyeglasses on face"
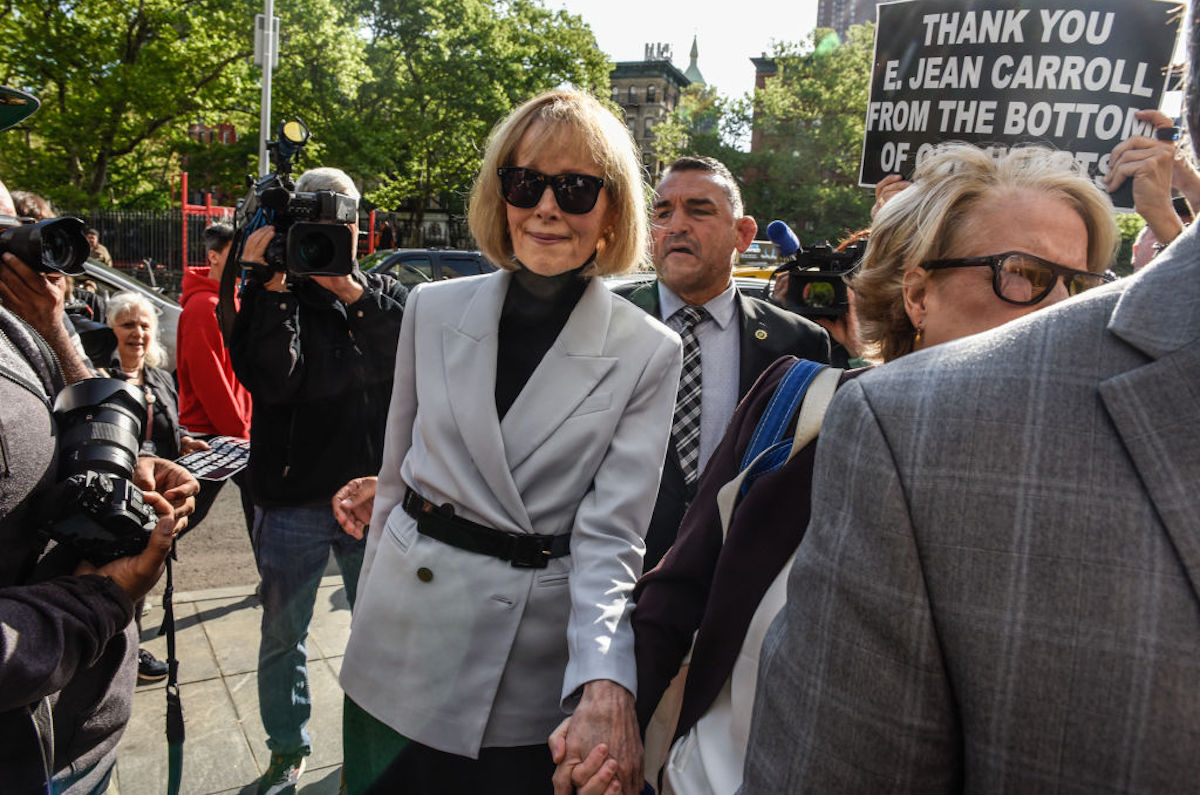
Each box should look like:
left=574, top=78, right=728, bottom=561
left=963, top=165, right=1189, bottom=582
left=497, top=167, right=605, bottom=215
left=920, top=251, right=1113, bottom=306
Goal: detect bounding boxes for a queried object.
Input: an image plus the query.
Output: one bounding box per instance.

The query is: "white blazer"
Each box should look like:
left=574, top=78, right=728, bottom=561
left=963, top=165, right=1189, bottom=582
left=340, top=270, right=682, bottom=757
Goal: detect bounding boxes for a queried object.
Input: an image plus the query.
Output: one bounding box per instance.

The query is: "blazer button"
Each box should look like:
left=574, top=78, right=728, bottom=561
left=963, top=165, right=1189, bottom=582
left=416, top=567, right=433, bottom=583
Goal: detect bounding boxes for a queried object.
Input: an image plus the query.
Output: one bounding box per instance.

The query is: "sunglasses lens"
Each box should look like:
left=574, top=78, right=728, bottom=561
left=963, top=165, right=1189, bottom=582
left=996, top=254, right=1057, bottom=303
left=554, top=174, right=602, bottom=214
left=499, top=168, right=544, bottom=208
left=1064, top=272, right=1106, bottom=296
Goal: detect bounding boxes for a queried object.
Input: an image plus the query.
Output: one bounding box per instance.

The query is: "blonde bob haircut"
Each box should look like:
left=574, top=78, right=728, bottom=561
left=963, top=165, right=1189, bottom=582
left=852, top=143, right=1118, bottom=363
left=107, top=291, right=167, bottom=369
left=469, top=90, right=646, bottom=276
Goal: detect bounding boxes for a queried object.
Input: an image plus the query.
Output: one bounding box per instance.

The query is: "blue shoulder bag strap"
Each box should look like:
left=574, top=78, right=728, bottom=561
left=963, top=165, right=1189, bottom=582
left=737, top=358, right=826, bottom=497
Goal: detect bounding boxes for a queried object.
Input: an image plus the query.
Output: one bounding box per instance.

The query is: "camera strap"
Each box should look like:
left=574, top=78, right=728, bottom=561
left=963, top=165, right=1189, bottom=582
left=157, top=545, right=185, bottom=795
left=217, top=227, right=246, bottom=345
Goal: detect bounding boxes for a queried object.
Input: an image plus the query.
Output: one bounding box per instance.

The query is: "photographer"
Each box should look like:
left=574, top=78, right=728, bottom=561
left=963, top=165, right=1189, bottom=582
left=228, top=166, right=406, bottom=793
left=0, top=171, right=197, bottom=791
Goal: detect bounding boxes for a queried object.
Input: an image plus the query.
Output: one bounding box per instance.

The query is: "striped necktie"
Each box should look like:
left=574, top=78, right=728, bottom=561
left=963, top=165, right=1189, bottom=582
left=671, top=305, right=709, bottom=486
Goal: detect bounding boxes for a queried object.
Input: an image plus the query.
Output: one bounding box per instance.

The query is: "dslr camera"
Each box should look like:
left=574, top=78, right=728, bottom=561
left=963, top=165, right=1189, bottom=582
left=236, top=120, right=357, bottom=279
left=0, top=213, right=90, bottom=276
left=35, top=379, right=158, bottom=565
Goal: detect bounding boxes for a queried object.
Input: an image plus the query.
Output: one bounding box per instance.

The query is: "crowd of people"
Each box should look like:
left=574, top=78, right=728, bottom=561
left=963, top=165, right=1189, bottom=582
left=3, top=5, right=1200, bottom=795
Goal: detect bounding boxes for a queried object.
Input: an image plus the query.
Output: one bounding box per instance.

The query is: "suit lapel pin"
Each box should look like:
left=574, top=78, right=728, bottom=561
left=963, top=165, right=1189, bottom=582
left=754, top=329, right=768, bottom=340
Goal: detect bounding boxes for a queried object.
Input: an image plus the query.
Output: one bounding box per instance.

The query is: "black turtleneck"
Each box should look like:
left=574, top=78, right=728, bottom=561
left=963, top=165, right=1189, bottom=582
left=495, top=263, right=590, bottom=420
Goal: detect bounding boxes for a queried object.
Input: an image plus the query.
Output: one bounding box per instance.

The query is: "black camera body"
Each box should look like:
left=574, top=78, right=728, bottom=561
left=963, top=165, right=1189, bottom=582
left=37, top=379, right=158, bottom=565
left=774, top=240, right=867, bottom=319
left=0, top=213, right=90, bottom=276
left=238, top=120, right=358, bottom=280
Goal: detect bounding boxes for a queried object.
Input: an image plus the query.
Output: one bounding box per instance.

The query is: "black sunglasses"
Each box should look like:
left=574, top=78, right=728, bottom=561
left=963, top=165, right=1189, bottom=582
left=497, top=167, right=605, bottom=215
left=920, top=251, right=1113, bottom=306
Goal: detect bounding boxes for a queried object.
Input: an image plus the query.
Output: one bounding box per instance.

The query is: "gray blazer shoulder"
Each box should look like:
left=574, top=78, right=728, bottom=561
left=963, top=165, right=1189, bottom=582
left=743, top=230, right=1200, bottom=791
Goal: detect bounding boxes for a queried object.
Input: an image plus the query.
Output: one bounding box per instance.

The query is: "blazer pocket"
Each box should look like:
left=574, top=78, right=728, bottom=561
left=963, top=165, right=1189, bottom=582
left=383, top=504, right=418, bottom=553
left=569, top=392, right=612, bottom=419
left=536, top=572, right=570, bottom=587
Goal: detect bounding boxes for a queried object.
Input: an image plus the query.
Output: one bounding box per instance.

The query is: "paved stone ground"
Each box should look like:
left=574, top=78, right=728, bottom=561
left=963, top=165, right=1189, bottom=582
left=115, top=578, right=352, bottom=794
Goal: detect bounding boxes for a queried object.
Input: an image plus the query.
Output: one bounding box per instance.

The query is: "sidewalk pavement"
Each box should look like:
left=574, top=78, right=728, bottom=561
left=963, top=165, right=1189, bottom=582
left=114, top=575, right=351, bottom=795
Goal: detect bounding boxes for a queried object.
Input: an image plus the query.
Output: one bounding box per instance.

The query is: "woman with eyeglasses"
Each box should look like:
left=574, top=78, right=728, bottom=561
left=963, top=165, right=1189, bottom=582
left=337, top=90, right=682, bottom=794
left=597, top=142, right=1119, bottom=795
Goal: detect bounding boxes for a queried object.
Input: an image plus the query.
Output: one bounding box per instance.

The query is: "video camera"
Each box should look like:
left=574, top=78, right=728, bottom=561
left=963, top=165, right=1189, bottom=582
left=765, top=220, right=866, bottom=319
left=235, top=120, right=357, bottom=280
left=0, top=214, right=90, bottom=276
left=35, top=379, right=159, bottom=565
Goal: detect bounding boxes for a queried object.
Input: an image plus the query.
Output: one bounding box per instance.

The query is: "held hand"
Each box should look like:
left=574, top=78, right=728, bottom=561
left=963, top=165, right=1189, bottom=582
left=134, top=456, right=198, bottom=530
left=550, top=717, right=621, bottom=795
left=179, top=435, right=211, bottom=455
left=77, top=490, right=176, bottom=603
left=241, top=226, right=289, bottom=292
left=872, top=173, right=911, bottom=219
left=332, top=476, right=376, bottom=539
left=312, top=274, right=364, bottom=305
left=558, top=680, right=642, bottom=795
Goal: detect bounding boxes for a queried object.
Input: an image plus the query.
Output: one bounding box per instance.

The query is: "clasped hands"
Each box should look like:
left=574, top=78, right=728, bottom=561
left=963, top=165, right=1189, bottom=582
left=549, top=679, right=642, bottom=795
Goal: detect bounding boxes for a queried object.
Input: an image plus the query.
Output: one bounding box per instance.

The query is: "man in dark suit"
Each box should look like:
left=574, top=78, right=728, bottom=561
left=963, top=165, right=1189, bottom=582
left=615, top=156, right=829, bottom=569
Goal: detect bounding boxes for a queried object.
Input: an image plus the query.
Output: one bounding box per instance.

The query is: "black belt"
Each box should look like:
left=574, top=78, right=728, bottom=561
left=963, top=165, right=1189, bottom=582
left=402, top=488, right=570, bottom=569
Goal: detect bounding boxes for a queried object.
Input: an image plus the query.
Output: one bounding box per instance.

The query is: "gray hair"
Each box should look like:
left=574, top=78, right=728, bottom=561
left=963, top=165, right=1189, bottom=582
left=107, top=291, right=167, bottom=368
left=295, top=167, right=360, bottom=202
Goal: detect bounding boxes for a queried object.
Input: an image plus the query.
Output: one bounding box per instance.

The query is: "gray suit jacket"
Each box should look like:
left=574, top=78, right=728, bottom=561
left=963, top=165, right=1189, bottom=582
left=742, top=225, right=1200, bottom=792
left=340, top=271, right=682, bottom=757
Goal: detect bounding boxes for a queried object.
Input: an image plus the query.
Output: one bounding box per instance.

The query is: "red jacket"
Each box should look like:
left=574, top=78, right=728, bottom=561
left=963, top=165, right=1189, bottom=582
left=177, top=266, right=252, bottom=437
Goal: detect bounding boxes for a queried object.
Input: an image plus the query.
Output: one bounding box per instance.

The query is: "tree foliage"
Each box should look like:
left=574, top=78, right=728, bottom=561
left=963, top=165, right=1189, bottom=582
left=356, top=0, right=610, bottom=243
left=742, top=24, right=875, bottom=245
left=0, top=0, right=606, bottom=220
left=652, top=84, right=749, bottom=172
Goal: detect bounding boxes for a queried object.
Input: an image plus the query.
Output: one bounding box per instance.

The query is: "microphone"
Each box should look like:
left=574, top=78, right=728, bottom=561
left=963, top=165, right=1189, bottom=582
left=766, top=220, right=800, bottom=258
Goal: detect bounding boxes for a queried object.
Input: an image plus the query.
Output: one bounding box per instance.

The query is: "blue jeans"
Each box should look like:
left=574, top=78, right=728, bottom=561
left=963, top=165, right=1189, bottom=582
left=254, top=504, right=365, bottom=755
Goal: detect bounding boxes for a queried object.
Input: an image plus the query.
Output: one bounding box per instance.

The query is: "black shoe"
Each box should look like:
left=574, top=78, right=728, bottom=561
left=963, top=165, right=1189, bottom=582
left=137, top=649, right=168, bottom=683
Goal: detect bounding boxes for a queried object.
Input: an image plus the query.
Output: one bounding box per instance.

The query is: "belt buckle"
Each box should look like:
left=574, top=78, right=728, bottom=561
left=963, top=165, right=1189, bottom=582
left=508, top=533, right=551, bottom=569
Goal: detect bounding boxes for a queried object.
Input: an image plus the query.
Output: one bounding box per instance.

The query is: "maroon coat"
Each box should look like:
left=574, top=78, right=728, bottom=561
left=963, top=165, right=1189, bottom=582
left=632, top=356, right=863, bottom=739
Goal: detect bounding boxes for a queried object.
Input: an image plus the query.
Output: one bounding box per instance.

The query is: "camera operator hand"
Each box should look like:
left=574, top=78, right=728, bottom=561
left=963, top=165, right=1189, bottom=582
left=815, top=289, right=862, bottom=360
left=241, top=225, right=288, bottom=292
left=0, top=251, right=91, bottom=383
left=312, top=273, right=364, bottom=305
left=134, top=455, right=199, bottom=529
left=75, top=489, right=177, bottom=603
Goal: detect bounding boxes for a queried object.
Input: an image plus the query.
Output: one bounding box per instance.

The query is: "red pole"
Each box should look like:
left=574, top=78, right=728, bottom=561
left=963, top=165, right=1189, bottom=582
left=181, top=172, right=189, bottom=270
left=368, top=209, right=377, bottom=255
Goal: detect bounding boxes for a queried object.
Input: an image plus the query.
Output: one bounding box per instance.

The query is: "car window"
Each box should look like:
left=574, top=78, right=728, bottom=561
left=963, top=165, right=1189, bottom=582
left=393, top=264, right=433, bottom=289
left=441, top=256, right=486, bottom=278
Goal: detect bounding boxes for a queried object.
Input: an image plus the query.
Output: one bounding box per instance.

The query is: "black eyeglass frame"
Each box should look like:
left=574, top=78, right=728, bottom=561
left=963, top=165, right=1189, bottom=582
left=496, top=167, right=606, bottom=215
left=920, top=250, right=1114, bottom=306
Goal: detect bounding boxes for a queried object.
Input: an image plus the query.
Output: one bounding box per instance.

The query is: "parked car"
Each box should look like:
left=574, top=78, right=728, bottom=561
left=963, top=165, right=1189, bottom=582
left=78, top=258, right=181, bottom=371
left=362, top=248, right=496, bottom=289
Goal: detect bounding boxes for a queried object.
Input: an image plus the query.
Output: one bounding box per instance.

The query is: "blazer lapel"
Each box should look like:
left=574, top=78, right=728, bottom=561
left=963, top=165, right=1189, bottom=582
left=442, top=271, right=531, bottom=529
left=737, top=291, right=773, bottom=396
left=501, top=277, right=618, bottom=471
left=1099, top=232, right=1200, bottom=603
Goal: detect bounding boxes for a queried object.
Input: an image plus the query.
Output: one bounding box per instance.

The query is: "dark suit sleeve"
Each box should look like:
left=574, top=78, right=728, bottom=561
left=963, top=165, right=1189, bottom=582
left=632, top=357, right=795, bottom=729
left=740, top=377, right=961, bottom=793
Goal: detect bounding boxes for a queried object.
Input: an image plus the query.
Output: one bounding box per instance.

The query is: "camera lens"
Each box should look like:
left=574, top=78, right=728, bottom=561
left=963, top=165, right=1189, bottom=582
left=53, top=379, right=148, bottom=479
left=296, top=229, right=335, bottom=272
left=41, top=222, right=83, bottom=273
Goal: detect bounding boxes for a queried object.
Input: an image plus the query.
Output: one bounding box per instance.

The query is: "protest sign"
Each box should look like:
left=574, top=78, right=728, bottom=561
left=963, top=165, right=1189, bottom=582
left=859, top=0, right=1181, bottom=210
left=176, top=436, right=250, bottom=481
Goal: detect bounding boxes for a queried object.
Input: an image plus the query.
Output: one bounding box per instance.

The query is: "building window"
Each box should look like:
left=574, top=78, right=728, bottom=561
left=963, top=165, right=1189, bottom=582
left=629, top=86, right=639, bottom=103
left=626, top=116, right=636, bottom=131
left=612, top=86, right=621, bottom=103
left=644, top=118, right=655, bottom=138
left=647, top=85, right=657, bottom=103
